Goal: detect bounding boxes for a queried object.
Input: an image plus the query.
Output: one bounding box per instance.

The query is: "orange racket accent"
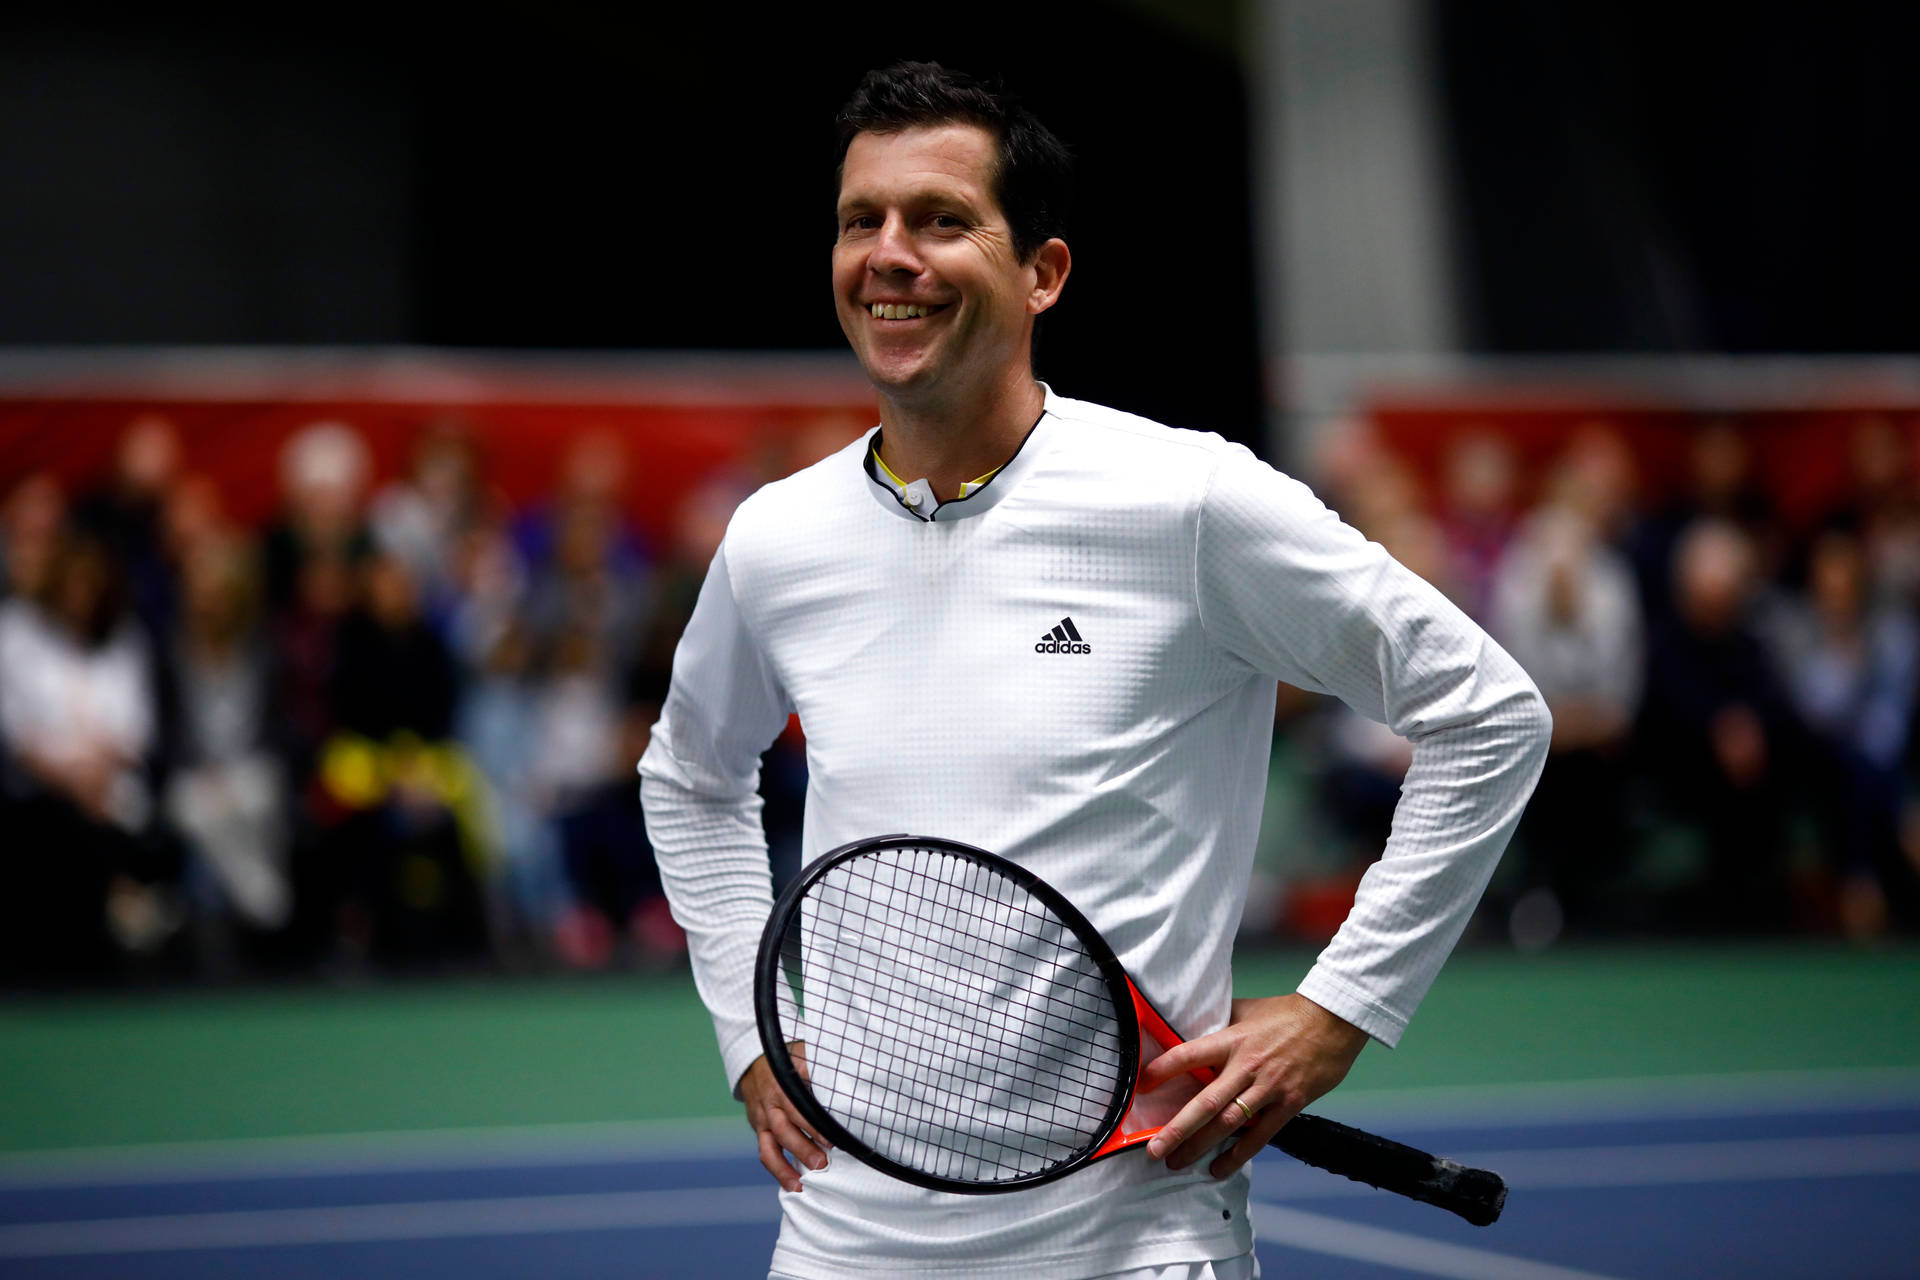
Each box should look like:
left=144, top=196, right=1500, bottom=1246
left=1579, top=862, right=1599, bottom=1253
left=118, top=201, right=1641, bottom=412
left=1090, top=979, right=1226, bottom=1161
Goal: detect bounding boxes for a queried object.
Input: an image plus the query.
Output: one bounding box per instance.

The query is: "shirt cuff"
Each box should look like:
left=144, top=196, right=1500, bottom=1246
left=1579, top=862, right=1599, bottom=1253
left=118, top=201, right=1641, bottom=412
left=1295, top=965, right=1409, bottom=1049
left=722, top=1021, right=770, bottom=1099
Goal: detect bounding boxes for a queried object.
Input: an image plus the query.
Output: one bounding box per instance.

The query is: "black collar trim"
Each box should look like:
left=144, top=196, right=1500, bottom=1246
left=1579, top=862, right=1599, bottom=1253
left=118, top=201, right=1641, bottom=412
left=861, top=408, right=1050, bottom=522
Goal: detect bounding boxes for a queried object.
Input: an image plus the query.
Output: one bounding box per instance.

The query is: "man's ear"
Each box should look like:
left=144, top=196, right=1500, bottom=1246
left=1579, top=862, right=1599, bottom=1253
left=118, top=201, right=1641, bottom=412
left=1029, top=238, right=1071, bottom=315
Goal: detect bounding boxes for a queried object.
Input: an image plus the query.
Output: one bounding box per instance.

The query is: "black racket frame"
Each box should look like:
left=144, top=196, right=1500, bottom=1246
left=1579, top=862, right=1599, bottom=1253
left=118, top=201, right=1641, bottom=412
left=756, top=833, right=1142, bottom=1194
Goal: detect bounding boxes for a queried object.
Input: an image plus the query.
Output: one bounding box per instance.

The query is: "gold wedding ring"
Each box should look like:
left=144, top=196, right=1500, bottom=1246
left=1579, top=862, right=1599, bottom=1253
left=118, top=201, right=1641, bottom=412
left=1229, top=1096, right=1257, bottom=1126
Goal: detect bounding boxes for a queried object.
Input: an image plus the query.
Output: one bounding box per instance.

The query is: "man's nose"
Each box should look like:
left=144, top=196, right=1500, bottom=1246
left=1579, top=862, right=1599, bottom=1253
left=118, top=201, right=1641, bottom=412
left=868, top=214, right=921, bottom=275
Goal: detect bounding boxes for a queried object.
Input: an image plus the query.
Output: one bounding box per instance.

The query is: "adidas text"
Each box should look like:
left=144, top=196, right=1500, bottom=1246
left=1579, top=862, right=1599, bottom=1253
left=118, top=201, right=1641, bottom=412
left=1034, top=640, right=1092, bottom=654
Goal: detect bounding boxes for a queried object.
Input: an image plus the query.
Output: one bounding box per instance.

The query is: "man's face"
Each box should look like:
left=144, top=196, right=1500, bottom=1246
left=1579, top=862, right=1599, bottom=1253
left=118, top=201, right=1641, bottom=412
left=833, top=124, right=1054, bottom=404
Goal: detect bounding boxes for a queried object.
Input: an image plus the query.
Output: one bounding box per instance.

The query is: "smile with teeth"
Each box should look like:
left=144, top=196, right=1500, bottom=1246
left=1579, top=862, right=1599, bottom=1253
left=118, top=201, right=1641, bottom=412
left=869, top=302, right=943, bottom=320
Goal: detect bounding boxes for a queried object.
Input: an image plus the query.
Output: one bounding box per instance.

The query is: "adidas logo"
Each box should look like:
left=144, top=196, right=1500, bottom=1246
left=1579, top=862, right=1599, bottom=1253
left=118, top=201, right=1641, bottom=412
left=1035, top=617, right=1092, bottom=655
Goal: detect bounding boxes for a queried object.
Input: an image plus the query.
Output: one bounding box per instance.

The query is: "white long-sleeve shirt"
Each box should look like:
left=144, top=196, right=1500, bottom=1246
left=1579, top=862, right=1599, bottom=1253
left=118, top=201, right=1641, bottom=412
left=640, top=387, right=1549, bottom=1278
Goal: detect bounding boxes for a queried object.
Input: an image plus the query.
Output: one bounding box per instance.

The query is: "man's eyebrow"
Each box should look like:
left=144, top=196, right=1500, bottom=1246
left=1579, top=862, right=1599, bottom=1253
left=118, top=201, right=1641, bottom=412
left=837, top=184, right=981, bottom=216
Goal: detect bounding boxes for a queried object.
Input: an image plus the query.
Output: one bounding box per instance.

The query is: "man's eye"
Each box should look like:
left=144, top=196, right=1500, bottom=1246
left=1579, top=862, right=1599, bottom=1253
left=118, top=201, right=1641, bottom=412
left=844, top=215, right=879, bottom=233
left=931, top=215, right=965, bottom=231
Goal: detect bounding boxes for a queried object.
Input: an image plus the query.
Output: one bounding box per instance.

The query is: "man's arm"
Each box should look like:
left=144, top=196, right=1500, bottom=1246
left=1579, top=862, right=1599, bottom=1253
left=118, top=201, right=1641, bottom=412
left=1148, top=446, right=1552, bottom=1176
left=639, top=539, right=823, bottom=1187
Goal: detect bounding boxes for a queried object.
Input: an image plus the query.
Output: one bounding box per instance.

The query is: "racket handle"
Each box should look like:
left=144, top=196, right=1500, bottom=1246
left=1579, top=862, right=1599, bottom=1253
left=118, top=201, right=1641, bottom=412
left=1268, top=1112, right=1507, bottom=1226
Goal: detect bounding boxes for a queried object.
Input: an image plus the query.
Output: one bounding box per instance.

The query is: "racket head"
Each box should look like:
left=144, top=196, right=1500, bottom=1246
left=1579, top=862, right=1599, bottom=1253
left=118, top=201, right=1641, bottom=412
left=755, top=834, right=1140, bottom=1194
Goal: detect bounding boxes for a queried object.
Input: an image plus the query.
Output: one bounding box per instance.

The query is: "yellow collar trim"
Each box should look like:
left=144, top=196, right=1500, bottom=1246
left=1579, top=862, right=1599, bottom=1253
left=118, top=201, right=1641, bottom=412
left=870, top=447, right=1004, bottom=501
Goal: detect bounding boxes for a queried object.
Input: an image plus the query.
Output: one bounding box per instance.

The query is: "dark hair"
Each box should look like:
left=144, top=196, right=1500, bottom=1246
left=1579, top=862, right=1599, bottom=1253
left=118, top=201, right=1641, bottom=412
left=836, top=61, right=1072, bottom=263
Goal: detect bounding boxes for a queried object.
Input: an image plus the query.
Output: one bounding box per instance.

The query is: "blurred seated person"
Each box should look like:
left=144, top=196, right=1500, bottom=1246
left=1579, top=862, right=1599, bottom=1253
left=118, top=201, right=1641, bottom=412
left=450, top=525, right=563, bottom=960
left=310, top=547, right=489, bottom=968
left=1632, top=420, right=1778, bottom=630
left=1437, top=431, right=1519, bottom=624
left=1639, top=519, right=1800, bottom=932
left=2, top=472, right=67, bottom=603
left=1768, top=528, right=1920, bottom=937
left=514, top=431, right=650, bottom=606
left=371, top=418, right=493, bottom=635
left=1491, top=508, right=1643, bottom=935
left=262, top=421, right=375, bottom=619
left=72, top=414, right=185, bottom=641
left=0, top=529, right=183, bottom=980
left=530, top=604, right=683, bottom=969
left=160, top=528, right=293, bottom=944
left=1824, top=415, right=1920, bottom=609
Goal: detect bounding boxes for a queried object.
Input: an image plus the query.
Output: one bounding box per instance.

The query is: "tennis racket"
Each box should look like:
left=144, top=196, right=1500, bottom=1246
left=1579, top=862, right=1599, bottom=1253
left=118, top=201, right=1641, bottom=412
left=754, top=834, right=1507, bottom=1226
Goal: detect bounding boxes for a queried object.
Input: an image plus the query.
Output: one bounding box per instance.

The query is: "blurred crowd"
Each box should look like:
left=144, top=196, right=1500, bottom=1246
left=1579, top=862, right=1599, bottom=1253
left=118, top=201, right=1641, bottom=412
left=5, top=408, right=1919, bottom=986
left=0, top=415, right=844, bottom=986
left=1256, top=413, right=1920, bottom=949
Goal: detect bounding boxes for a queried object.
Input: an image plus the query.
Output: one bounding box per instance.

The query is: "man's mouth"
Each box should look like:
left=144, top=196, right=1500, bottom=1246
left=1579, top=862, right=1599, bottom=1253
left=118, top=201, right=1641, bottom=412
left=867, top=302, right=946, bottom=320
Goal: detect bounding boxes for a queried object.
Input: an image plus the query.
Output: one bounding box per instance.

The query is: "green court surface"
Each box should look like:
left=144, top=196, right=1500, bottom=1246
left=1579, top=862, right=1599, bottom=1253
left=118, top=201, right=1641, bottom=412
left=3, top=944, right=1917, bottom=1154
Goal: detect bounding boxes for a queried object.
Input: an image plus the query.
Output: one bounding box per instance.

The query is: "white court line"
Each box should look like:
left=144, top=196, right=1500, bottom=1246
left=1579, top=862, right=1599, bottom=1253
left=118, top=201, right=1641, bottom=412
left=0, top=1186, right=778, bottom=1259
left=1255, top=1133, right=1920, bottom=1200
left=2, top=1066, right=1916, bottom=1189
left=1328, top=1066, right=1920, bottom=1132
left=0, top=1117, right=749, bottom=1189
left=1249, top=1202, right=1625, bottom=1280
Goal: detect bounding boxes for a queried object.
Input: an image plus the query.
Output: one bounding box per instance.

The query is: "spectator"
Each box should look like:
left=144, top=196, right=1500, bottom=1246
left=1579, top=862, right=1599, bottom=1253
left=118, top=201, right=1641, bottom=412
left=1492, top=507, right=1643, bottom=938
left=262, top=421, right=374, bottom=617
left=312, top=549, right=489, bottom=968
left=1438, top=430, right=1520, bottom=622
left=1826, top=415, right=1920, bottom=609
left=2, top=472, right=68, bottom=603
left=370, top=419, right=492, bottom=632
left=1632, top=419, right=1779, bottom=629
left=71, top=414, right=184, bottom=641
left=1639, top=519, right=1800, bottom=932
left=160, top=528, right=291, bottom=942
left=0, top=528, right=183, bottom=979
left=514, top=430, right=650, bottom=603
left=455, top=605, right=560, bottom=963
left=1768, top=527, right=1920, bottom=937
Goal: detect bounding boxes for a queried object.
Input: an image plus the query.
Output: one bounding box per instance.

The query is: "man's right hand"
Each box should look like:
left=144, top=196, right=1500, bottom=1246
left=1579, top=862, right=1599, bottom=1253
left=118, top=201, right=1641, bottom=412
left=741, top=1048, right=830, bottom=1192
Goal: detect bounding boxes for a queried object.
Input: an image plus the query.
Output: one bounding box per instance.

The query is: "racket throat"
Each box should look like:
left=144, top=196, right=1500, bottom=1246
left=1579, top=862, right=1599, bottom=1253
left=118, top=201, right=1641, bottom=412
left=1094, top=981, right=1205, bottom=1161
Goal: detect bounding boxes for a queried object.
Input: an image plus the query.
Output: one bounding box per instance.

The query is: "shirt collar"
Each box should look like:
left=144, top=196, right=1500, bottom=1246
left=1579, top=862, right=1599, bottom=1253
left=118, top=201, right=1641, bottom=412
left=861, top=385, right=1056, bottom=523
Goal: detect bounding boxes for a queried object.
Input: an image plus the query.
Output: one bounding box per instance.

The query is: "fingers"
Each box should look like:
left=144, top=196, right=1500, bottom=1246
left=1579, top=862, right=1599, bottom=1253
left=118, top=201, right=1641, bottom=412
left=757, top=1125, right=806, bottom=1192
left=1139, top=1031, right=1229, bottom=1093
left=1146, top=993, right=1371, bottom=1178
left=1145, top=1074, right=1250, bottom=1165
left=741, top=1049, right=831, bottom=1192
left=752, top=1100, right=830, bottom=1191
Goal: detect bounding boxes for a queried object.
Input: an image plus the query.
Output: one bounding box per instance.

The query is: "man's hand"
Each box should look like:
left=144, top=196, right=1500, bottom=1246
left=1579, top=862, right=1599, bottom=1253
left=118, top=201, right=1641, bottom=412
left=740, top=1047, right=831, bottom=1192
left=1140, top=993, right=1369, bottom=1180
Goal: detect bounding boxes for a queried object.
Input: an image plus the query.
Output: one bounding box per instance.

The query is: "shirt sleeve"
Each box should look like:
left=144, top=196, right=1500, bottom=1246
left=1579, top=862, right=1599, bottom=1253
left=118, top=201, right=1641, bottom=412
left=639, top=539, right=794, bottom=1091
left=1195, top=446, right=1551, bottom=1046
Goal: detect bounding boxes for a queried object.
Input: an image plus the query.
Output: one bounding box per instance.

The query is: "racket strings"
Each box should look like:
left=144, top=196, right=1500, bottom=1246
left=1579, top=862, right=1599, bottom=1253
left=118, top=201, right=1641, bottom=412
left=806, top=868, right=1118, bottom=1141
left=805, top=857, right=1117, bottom=1165
left=833, top=858, right=1119, bottom=1064
left=774, top=845, right=1128, bottom=1185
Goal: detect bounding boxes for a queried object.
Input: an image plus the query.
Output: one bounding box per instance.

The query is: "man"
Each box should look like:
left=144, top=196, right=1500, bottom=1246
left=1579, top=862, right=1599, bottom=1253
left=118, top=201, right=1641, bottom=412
left=641, top=62, right=1550, bottom=1280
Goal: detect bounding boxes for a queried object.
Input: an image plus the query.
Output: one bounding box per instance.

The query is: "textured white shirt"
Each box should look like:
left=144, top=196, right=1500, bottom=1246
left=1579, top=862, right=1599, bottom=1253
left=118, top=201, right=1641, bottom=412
left=640, top=388, right=1550, bottom=1278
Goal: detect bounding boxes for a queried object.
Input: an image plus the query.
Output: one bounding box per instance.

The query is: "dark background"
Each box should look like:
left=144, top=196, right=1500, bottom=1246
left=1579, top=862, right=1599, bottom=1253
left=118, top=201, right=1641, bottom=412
left=1436, top=1, right=1920, bottom=353
left=0, top=7, right=1265, bottom=445
left=4, top=3, right=1919, bottom=443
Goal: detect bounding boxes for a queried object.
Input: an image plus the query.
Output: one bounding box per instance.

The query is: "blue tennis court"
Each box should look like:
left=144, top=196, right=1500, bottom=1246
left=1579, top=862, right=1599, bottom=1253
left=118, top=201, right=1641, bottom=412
left=4, top=1072, right=1914, bottom=1278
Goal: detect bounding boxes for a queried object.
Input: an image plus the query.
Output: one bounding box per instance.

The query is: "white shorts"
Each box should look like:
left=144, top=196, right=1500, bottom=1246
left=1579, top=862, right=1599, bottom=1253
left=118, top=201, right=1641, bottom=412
left=770, top=1254, right=1257, bottom=1280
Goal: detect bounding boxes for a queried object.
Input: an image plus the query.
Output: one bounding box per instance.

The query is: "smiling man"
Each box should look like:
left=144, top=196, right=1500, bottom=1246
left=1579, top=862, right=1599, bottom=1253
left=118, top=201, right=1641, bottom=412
left=641, top=62, right=1550, bottom=1280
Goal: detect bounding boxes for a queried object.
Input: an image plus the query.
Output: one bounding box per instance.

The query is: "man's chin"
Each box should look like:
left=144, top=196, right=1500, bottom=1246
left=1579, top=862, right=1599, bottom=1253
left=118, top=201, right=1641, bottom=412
left=857, top=353, right=941, bottom=398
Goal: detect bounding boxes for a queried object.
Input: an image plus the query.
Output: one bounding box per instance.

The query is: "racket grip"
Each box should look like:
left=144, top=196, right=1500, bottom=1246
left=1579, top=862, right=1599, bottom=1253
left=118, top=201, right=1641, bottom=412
left=1268, top=1112, right=1507, bottom=1227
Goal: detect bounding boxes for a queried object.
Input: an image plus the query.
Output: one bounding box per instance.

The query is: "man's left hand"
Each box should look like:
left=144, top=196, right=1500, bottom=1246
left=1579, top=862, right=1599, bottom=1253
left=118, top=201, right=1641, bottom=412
left=1140, top=993, right=1370, bottom=1179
